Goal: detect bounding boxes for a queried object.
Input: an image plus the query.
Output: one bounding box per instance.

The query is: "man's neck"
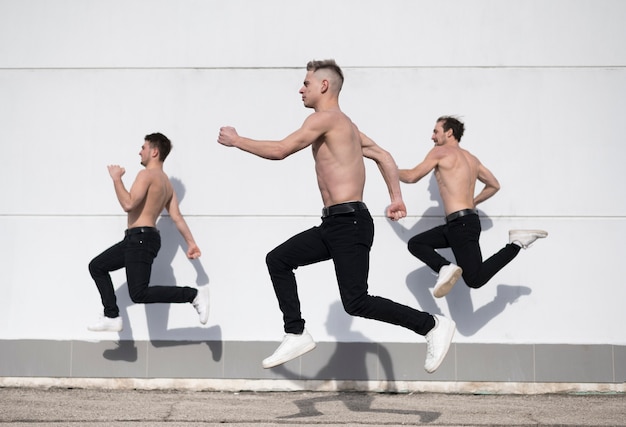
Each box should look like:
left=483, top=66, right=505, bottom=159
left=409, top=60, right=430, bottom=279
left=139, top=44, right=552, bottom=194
left=313, top=97, right=340, bottom=113
left=144, top=161, right=164, bottom=171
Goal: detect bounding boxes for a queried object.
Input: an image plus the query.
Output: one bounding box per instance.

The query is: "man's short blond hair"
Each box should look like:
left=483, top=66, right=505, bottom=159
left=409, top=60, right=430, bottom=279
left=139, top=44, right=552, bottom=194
left=307, top=59, right=344, bottom=93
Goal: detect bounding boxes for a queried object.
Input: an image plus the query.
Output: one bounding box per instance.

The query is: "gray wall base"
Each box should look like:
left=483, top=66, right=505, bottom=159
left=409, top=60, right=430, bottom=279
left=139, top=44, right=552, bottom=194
left=1, top=340, right=624, bottom=389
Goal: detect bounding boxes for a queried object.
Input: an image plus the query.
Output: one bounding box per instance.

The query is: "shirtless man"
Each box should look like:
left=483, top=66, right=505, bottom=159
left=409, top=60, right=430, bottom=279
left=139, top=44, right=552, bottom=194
left=87, top=132, right=209, bottom=332
left=218, top=59, right=455, bottom=373
left=399, top=116, right=547, bottom=298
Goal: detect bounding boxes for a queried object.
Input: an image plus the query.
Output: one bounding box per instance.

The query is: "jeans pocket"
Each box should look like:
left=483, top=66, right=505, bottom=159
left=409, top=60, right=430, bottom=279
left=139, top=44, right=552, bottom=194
left=126, top=233, right=160, bottom=262
left=352, top=214, right=374, bottom=248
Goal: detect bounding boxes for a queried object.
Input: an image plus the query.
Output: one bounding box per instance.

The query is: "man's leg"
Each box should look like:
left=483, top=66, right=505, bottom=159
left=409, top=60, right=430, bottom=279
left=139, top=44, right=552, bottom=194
left=88, top=240, right=125, bottom=319
left=266, top=226, right=330, bottom=334
left=407, top=224, right=450, bottom=272
left=408, top=224, right=463, bottom=298
left=125, top=231, right=197, bottom=304
left=460, top=244, right=521, bottom=289
left=448, top=215, right=520, bottom=289
left=326, top=210, right=454, bottom=373
left=262, top=226, right=329, bottom=368
left=326, top=211, right=435, bottom=335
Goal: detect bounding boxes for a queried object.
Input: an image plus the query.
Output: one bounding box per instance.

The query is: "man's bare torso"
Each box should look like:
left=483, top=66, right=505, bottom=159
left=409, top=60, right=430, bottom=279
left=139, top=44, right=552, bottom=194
left=434, top=145, right=480, bottom=215
left=128, top=169, right=173, bottom=228
left=311, top=110, right=366, bottom=207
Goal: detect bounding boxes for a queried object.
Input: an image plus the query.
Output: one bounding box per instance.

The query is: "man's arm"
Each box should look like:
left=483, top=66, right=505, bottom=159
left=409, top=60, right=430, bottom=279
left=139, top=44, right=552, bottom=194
left=360, top=132, right=407, bottom=221
left=217, top=114, right=326, bottom=160
left=398, top=149, right=439, bottom=184
left=108, top=165, right=149, bottom=212
left=473, top=162, right=500, bottom=206
left=165, top=190, right=201, bottom=259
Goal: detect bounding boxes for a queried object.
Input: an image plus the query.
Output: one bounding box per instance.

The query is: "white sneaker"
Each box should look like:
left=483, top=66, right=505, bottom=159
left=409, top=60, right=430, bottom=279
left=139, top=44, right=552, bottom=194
left=509, top=229, right=548, bottom=248
left=87, top=315, right=123, bottom=332
left=192, top=287, right=210, bottom=325
left=424, top=315, right=456, bottom=373
left=433, top=264, right=462, bottom=298
left=262, top=329, right=316, bottom=369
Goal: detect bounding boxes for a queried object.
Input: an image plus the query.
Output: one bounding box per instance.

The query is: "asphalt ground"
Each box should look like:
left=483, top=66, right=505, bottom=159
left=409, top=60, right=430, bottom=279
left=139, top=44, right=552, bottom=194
left=0, top=387, right=624, bottom=426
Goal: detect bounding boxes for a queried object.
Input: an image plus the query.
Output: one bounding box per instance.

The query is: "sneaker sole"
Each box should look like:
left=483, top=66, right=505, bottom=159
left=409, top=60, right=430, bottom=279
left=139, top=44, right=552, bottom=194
left=262, top=342, right=317, bottom=369
left=509, top=230, right=549, bottom=248
left=433, top=267, right=463, bottom=298
left=509, top=230, right=549, bottom=239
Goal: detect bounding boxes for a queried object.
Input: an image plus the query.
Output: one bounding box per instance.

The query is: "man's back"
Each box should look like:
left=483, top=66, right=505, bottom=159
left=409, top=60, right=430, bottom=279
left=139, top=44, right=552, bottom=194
left=127, top=168, right=173, bottom=228
left=434, top=145, right=480, bottom=215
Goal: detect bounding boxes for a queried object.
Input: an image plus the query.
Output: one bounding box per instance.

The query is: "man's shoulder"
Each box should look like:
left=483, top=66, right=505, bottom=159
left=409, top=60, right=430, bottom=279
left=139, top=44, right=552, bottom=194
left=140, top=166, right=167, bottom=176
left=434, top=143, right=467, bottom=155
left=428, top=145, right=469, bottom=170
left=305, top=109, right=353, bottom=137
left=429, top=144, right=455, bottom=157
left=137, top=167, right=169, bottom=184
left=307, top=109, right=347, bottom=122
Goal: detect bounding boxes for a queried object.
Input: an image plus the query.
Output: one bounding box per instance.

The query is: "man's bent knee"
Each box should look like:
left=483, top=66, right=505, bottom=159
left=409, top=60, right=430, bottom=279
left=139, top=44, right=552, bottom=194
left=342, top=295, right=369, bottom=317
left=129, top=289, right=149, bottom=304
left=265, top=250, right=280, bottom=270
left=88, top=260, right=103, bottom=278
left=407, top=239, right=428, bottom=258
left=266, top=249, right=292, bottom=272
left=463, top=276, right=484, bottom=289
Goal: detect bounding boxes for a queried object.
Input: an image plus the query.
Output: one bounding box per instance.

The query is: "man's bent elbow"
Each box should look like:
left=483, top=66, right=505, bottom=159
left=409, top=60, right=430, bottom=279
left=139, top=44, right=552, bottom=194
left=120, top=203, right=134, bottom=213
left=399, top=172, right=418, bottom=184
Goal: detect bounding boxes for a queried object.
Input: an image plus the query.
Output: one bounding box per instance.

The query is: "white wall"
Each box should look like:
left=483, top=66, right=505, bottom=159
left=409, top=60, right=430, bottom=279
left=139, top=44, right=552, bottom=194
left=1, top=0, right=624, bottom=345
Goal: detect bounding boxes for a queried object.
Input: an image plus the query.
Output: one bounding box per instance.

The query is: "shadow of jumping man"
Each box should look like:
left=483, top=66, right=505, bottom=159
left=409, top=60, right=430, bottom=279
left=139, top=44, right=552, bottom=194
left=282, top=392, right=440, bottom=423
left=103, top=178, right=222, bottom=362
left=273, top=302, right=440, bottom=423
left=387, top=175, right=531, bottom=337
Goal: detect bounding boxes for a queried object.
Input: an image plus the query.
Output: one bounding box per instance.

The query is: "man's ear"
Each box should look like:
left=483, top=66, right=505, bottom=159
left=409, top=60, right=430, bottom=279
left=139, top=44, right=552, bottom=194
left=320, top=79, right=329, bottom=94
left=151, top=147, right=160, bottom=159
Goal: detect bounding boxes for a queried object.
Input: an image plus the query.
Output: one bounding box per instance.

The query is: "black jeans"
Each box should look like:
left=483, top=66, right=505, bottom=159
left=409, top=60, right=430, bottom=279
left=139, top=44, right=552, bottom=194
left=407, top=213, right=521, bottom=289
left=88, top=228, right=197, bottom=318
left=266, top=208, right=434, bottom=336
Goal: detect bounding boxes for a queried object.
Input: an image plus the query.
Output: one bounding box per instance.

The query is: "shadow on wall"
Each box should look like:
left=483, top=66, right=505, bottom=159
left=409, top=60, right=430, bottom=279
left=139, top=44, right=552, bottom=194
left=101, top=177, right=222, bottom=362
left=272, top=301, right=440, bottom=422
left=274, top=302, right=395, bottom=384
left=387, top=174, right=531, bottom=336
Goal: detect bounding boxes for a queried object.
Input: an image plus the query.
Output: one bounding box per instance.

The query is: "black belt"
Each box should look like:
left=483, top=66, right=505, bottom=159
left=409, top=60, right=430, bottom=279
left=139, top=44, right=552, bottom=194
left=446, top=209, right=478, bottom=223
left=322, top=201, right=368, bottom=218
left=125, top=227, right=159, bottom=236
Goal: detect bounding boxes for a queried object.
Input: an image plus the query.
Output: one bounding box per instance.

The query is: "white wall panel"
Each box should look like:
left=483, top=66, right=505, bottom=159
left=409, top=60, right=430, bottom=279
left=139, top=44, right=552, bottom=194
left=1, top=67, right=624, bottom=216
left=1, top=214, right=624, bottom=344
left=1, top=0, right=625, bottom=68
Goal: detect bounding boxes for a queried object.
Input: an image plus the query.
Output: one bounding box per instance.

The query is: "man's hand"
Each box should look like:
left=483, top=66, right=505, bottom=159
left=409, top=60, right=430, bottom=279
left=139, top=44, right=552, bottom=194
left=217, top=126, right=239, bottom=147
left=386, top=200, right=407, bottom=221
left=186, top=243, right=202, bottom=259
left=107, top=165, right=125, bottom=180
